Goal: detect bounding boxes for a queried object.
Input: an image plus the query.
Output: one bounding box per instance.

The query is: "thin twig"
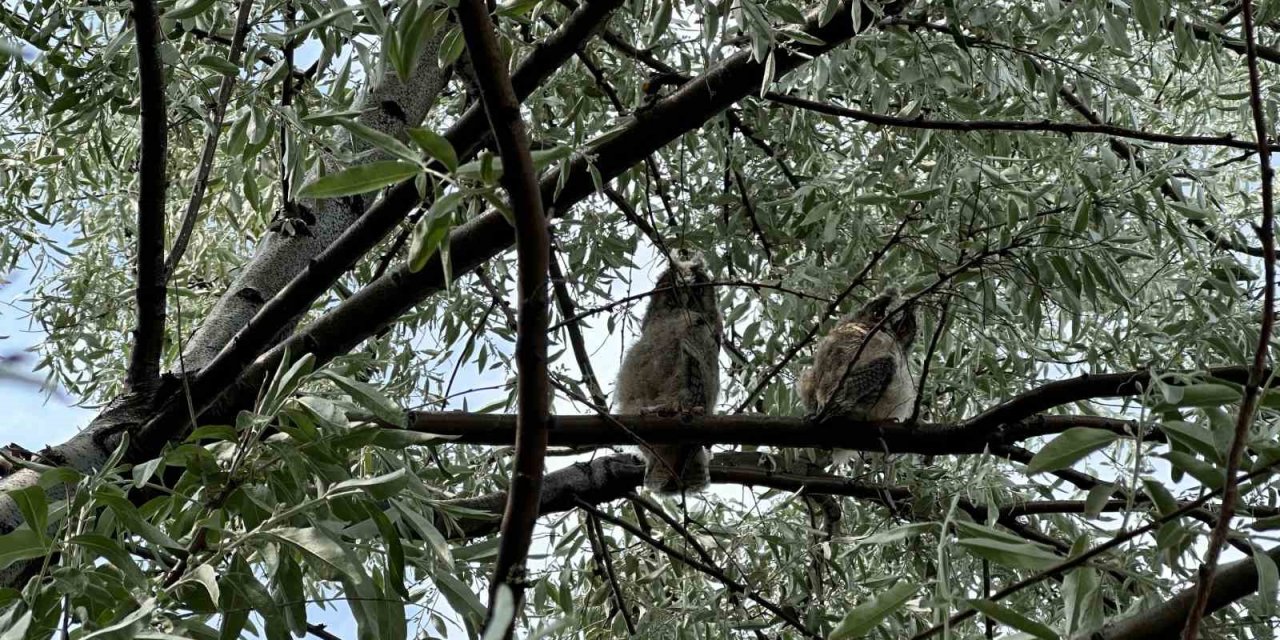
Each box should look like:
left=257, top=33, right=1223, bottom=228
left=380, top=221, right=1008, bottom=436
left=164, top=0, right=256, bottom=281
left=911, top=461, right=1280, bottom=640
left=455, top=1, right=550, bottom=635
left=126, top=0, right=169, bottom=387
left=584, top=512, right=636, bottom=634
left=729, top=165, right=774, bottom=263
left=907, top=296, right=950, bottom=425
left=577, top=499, right=819, bottom=638
left=548, top=234, right=608, bottom=407
left=550, top=279, right=831, bottom=331
left=732, top=215, right=911, bottom=413
left=726, top=110, right=801, bottom=189
left=764, top=92, right=1273, bottom=152
left=1182, top=0, right=1277, bottom=636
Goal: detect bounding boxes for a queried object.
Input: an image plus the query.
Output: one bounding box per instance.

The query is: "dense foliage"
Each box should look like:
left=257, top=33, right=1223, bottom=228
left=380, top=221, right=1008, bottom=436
left=1, top=0, right=1279, bottom=637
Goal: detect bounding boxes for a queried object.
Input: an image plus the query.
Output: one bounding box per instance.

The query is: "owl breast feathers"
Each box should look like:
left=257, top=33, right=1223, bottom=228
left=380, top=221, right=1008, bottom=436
left=615, top=251, right=722, bottom=494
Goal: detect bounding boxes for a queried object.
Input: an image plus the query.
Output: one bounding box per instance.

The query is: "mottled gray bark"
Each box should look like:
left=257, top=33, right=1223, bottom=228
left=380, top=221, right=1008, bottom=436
left=1075, top=545, right=1280, bottom=640
left=0, top=35, right=450, bottom=588
left=182, top=34, right=450, bottom=369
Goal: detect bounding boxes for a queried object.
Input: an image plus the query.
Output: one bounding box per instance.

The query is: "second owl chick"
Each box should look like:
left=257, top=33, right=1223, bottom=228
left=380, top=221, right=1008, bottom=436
left=616, top=251, right=722, bottom=494
left=798, top=288, right=918, bottom=468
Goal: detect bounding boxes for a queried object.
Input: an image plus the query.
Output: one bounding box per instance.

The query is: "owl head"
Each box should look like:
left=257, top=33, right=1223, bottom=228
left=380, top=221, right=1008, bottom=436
left=849, top=287, right=917, bottom=348
left=648, top=249, right=717, bottom=317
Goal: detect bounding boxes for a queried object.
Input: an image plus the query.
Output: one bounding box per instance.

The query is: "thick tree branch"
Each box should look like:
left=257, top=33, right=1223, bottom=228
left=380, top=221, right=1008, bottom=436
left=163, top=0, right=255, bottom=281
left=1183, top=0, right=1277, bottom=636
left=400, top=412, right=1137, bottom=453
left=0, top=0, right=623, bottom=587
left=126, top=0, right=168, bottom=387
left=218, top=0, right=903, bottom=428
left=912, top=461, right=1280, bottom=640
left=968, top=365, right=1270, bottom=429
left=127, top=0, right=624, bottom=456
left=454, top=0, right=551, bottom=633
left=1079, top=544, right=1280, bottom=640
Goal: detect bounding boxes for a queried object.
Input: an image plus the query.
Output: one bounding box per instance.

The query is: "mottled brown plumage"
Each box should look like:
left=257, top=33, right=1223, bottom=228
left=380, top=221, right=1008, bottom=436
left=798, top=289, right=917, bottom=467
left=616, top=251, right=722, bottom=493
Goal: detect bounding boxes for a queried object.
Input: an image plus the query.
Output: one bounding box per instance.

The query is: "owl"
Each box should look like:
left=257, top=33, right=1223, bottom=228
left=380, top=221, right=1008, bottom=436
left=798, top=288, right=918, bottom=468
left=615, top=250, right=722, bottom=493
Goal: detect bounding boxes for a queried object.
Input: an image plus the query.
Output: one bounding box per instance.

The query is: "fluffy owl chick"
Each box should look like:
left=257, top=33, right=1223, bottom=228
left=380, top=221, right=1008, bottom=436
left=616, top=251, right=722, bottom=494
left=798, top=289, right=918, bottom=467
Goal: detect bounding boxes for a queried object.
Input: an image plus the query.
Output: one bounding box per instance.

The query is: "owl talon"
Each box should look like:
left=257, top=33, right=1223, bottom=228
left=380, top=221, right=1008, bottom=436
left=640, top=405, right=680, bottom=417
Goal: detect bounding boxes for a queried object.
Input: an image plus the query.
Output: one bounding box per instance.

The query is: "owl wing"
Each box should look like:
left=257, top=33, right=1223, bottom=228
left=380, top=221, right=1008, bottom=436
left=831, top=355, right=897, bottom=415
left=676, top=319, right=719, bottom=409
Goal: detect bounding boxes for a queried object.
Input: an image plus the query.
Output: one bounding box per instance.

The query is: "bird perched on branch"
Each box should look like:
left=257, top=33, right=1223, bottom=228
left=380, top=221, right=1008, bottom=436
left=798, top=288, right=918, bottom=471
left=616, top=250, right=722, bottom=494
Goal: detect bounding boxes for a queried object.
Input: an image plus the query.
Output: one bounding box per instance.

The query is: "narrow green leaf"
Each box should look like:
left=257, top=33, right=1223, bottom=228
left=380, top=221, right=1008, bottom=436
left=8, top=487, right=47, bottom=540
left=1256, top=551, right=1278, bottom=616
left=957, top=538, right=1062, bottom=570
left=317, top=371, right=405, bottom=427
left=1025, top=428, right=1119, bottom=474
left=1084, top=483, right=1114, bottom=518
left=196, top=55, right=239, bottom=75
left=435, top=572, right=485, bottom=625
left=408, top=128, right=458, bottom=172
left=0, top=529, right=48, bottom=573
left=829, top=580, right=916, bottom=639
left=165, top=0, right=217, bottom=20
left=481, top=585, right=516, bottom=640
left=328, top=469, right=409, bottom=501
left=1160, top=420, right=1222, bottom=464
left=337, top=118, right=421, bottom=164
left=284, top=5, right=360, bottom=38
left=69, top=534, right=146, bottom=585
left=967, top=599, right=1061, bottom=640
left=297, top=161, right=420, bottom=199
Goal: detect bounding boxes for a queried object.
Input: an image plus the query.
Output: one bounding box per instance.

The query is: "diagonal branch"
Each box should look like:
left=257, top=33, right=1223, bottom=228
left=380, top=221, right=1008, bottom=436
left=163, top=0, right=255, bottom=281
left=732, top=215, right=910, bottom=412
left=1182, top=0, right=1277, bottom=637
left=126, top=0, right=169, bottom=388
left=911, top=460, right=1280, bottom=640
left=127, top=0, right=625, bottom=455
left=548, top=234, right=608, bottom=407
left=221, top=0, right=905, bottom=423
left=583, top=512, right=635, bottom=633
left=1079, top=543, right=1280, bottom=640
left=453, top=1, right=550, bottom=635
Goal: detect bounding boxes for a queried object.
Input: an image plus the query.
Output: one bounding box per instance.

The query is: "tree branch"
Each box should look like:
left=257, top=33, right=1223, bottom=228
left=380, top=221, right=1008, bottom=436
left=732, top=214, right=909, bottom=412
left=911, top=461, right=1280, bottom=640
left=127, top=0, right=625, bottom=456
left=764, top=92, right=1275, bottom=152
left=1079, top=543, right=1280, bottom=640
left=576, top=499, right=819, bottom=637
left=1182, top=0, right=1277, bottom=636
left=163, top=0, right=255, bottom=281
left=454, top=0, right=550, bottom=634
left=399, top=412, right=1138, bottom=453
left=220, top=0, right=904, bottom=425
left=548, top=235, right=607, bottom=407
left=126, top=0, right=168, bottom=388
